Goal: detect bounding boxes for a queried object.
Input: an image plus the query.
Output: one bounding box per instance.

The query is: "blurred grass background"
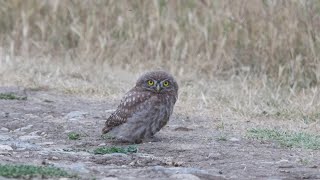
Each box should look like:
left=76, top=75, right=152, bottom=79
left=0, top=0, right=320, bottom=129
left=0, top=0, right=319, bottom=86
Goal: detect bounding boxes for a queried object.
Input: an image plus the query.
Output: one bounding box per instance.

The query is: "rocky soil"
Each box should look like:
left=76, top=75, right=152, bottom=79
left=1, top=87, right=320, bottom=179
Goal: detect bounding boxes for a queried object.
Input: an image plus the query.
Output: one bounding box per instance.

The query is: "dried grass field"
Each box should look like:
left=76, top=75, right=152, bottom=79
left=1, top=1, right=320, bottom=179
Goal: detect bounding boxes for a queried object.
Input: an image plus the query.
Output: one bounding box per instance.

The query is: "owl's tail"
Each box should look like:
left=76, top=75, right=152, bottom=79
left=102, top=126, right=111, bottom=134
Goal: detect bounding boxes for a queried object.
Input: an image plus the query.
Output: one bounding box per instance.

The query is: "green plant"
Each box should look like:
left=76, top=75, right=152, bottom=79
left=93, top=146, right=138, bottom=154
left=247, top=128, right=320, bottom=149
left=0, top=93, right=27, bottom=100
left=67, top=132, right=81, bottom=140
left=216, top=135, right=227, bottom=141
left=0, top=164, right=72, bottom=178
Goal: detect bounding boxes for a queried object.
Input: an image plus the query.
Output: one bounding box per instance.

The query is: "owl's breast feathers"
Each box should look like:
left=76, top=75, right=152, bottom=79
left=102, top=89, right=152, bottom=134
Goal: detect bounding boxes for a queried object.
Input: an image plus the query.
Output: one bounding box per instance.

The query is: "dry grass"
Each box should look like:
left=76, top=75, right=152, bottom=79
left=0, top=0, right=320, bottom=133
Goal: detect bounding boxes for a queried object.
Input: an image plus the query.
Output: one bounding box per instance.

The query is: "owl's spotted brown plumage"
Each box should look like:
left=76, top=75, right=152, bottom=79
left=102, top=70, right=178, bottom=143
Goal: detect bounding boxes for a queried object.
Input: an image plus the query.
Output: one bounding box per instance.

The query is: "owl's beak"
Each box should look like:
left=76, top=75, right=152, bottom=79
left=156, top=84, right=161, bottom=92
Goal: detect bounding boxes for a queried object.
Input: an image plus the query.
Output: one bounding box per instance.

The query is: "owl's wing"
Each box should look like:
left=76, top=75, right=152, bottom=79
left=102, top=89, right=151, bottom=134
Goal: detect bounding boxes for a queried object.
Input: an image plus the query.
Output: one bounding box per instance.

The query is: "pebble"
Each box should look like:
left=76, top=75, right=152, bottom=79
left=19, top=135, right=41, bottom=141
left=50, top=156, right=59, bottom=160
left=151, top=166, right=216, bottom=177
left=229, top=137, right=240, bottom=142
left=76, top=151, right=91, bottom=156
left=0, top=144, right=13, bottom=151
left=13, top=125, right=33, bottom=132
left=20, top=125, right=34, bottom=131
left=1, top=112, right=9, bottom=118
left=170, top=174, right=201, bottom=180
left=37, top=142, right=55, bottom=146
left=24, top=114, right=39, bottom=119
left=0, top=134, right=12, bottom=141
left=207, top=152, right=222, bottom=160
left=29, top=131, right=41, bottom=136
left=0, top=127, right=9, bottom=132
left=55, top=162, right=90, bottom=174
left=39, top=150, right=50, bottom=156
left=8, top=141, right=41, bottom=151
left=103, top=153, right=129, bottom=159
left=65, top=111, right=88, bottom=121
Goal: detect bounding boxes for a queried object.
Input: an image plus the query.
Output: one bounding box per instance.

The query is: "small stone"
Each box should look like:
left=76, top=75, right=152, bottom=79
left=229, top=137, right=240, bottom=142
left=44, top=115, right=54, bottom=119
left=39, top=151, right=50, bottom=156
left=25, top=114, right=39, bottom=119
left=0, top=134, right=12, bottom=141
left=279, top=169, right=291, bottom=173
left=13, top=125, right=34, bottom=132
left=170, top=174, right=201, bottom=180
left=38, top=142, right=54, bottom=145
left=29, top=131, right=41, bottom=136
left=0, top=127, right=9, bottom=132
left=277, top=159, right=289, bottom=163
left=56, top=162, right=90, bottom=174
left=103, top=153, right=130, bottom=160
left=76, top=151, right=91, bottom=156
left=10, top=141, right=41, bottom=151
left=2, top=112, right=9, bottom=118
left=19, top=135, right=41, bottom=141
left=65, top=111, right=88, bottom=121
left=0, top=144, right=13, bottom=151
left=100, top=178, right=119, bottom=180
left=21, top=125, right=34, bottom=131
left=207, top=152, right=222, bottom=160
left=98, top=143, right=106, bottom=147
left=173, top=161, right=184, bottom=167
left=51, top=156, right=59, bottom=160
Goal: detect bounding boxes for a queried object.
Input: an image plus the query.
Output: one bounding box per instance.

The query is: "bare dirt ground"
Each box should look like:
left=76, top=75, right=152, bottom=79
left=1, top=87, right=320, bottom=180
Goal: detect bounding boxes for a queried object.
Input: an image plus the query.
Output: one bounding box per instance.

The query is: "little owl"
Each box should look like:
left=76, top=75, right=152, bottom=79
left=102, top=70, right=178, bottom=143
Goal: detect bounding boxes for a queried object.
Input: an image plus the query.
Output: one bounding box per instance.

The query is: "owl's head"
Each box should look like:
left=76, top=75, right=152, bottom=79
left=136, top=70, right=178, bottom=94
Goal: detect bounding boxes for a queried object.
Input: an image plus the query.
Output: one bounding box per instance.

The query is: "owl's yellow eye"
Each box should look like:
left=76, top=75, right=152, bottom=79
left=147, top=80, right=154, bottom=86
left=163, top=81, right=170, bottom=87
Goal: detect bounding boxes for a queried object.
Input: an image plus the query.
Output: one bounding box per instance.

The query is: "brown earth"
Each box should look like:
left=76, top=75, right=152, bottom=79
left=1, top=87, right=320, bottom=180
